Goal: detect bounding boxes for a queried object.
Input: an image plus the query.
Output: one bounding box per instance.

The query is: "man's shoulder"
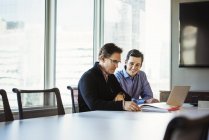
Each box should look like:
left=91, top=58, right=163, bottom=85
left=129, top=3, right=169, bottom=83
left=81, top=67, right=98, bottom=78
left=114, top=69, right=124, bottom=78
left=138, top=70, right=146, bottom=75
left=137, top=70, right=148, bottom=80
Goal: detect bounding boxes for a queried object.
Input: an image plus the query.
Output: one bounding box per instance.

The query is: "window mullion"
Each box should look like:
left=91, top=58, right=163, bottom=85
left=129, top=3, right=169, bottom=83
left=44, top=0, right=57, bottom=106
left=93, top=0, right=104, bottom=62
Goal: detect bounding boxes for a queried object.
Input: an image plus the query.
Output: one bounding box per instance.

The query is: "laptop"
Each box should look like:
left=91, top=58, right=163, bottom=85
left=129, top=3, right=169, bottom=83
left=166, top=86, right=191, bottom=106
left=139, top=86, right=191, bottom=112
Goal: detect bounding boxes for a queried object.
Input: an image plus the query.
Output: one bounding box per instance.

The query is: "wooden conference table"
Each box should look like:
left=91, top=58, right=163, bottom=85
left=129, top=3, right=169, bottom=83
left=0, top=104, right=209, bottom=140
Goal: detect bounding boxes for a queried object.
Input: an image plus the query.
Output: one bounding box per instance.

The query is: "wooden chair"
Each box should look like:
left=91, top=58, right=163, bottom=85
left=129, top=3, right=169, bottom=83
left=0, top=89, right=14, bottom=122
left=12, top=87, right=65, bottom=119
left=67, top=86, right=77, bottom=113
left=163, top=115, right=209, bottom=140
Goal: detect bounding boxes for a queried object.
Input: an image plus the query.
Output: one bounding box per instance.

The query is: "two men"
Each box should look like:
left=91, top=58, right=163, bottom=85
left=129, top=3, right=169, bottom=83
left=78, top=43, right=140, bottom=112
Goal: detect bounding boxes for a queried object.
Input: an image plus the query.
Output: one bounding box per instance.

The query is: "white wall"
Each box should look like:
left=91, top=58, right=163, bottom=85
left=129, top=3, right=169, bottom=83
left=171, top=0, right=209, bottom=90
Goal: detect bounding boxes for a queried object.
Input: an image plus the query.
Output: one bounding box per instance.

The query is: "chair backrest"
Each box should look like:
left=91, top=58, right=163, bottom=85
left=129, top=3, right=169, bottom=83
left=67, top=86, right=76, bottom=113
left=0, top=89, right=14, bottom=122
left=12, top=87, right=65, bottom=119
left=163, top=115, right=209, bottom=140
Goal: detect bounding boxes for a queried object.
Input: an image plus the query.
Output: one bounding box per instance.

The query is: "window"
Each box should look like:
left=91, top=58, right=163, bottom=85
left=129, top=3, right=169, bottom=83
left=104, top=0, right=170, bottom=98
left=56, top=0, right=94, bottom=105
left=0, top=0, right=45, bottom=109
left=0, top=0, right=170, bottom=110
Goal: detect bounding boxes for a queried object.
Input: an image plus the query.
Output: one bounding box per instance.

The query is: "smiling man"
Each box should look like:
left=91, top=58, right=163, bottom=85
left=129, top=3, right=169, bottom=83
left=115, top=49, right=159, bottom=104
left=78, top=43, right=140, bottom=112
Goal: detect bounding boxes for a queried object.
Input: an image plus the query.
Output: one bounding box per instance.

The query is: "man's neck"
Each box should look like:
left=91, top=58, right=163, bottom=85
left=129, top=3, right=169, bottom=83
left=98, top=63, right=108, bottom=74
left=98, top=63, right=109, bottom=81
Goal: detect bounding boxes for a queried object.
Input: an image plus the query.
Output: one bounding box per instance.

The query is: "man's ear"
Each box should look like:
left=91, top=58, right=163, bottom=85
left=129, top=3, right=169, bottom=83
left=99, top=55, right=105, bottom=62
left=125, top=60, right=127, bottom=65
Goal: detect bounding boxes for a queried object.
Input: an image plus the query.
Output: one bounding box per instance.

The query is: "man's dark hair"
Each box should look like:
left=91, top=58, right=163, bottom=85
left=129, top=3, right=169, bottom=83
left=99, top=43, right=122, bottom=59
left=125, top=49, right=144, bottom=63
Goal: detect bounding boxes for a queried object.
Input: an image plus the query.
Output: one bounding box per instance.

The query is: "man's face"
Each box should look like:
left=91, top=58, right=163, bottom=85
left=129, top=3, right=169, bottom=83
left=103, top=52, right=121, bottom=74
left=125, top=56, right=142, bottom=77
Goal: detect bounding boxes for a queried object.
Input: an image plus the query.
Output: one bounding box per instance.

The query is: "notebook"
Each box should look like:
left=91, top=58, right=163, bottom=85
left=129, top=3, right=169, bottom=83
left=139, top=86, right=191, bottom=112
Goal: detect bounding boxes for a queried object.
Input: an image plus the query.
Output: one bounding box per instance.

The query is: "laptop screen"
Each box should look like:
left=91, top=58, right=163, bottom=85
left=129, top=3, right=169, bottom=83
left=166, top=86, right=191, bottom=106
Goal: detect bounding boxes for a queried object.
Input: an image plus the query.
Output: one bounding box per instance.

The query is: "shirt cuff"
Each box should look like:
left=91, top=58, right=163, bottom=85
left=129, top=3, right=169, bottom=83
left=132, top=98, right=145, bottom=105
left=123, top=100, right=125, bottom=110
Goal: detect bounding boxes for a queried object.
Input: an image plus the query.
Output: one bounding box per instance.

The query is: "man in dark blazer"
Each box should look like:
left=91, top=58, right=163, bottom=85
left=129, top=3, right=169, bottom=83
left=78, top=43, right=140, bottom=112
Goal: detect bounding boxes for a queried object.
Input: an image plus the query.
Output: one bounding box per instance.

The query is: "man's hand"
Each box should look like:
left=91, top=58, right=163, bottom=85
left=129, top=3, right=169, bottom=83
left=145, top=98, right=159, bottom=103
left=114, top=93, right=125, bottom=101
left=124, top=101, right=141, bottom=111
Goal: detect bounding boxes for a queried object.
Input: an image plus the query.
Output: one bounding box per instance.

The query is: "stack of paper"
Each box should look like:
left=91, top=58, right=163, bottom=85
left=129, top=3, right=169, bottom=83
left=139, top=102, right=180, bottom=113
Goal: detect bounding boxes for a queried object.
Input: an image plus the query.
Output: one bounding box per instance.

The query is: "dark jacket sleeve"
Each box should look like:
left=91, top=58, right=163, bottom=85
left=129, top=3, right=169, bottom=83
left=78, top=71, right=124, bottom=111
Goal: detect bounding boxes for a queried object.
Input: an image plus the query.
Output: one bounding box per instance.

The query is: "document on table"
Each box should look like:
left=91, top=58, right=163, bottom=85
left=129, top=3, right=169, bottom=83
left=138, top=102, right=180, bottom=113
